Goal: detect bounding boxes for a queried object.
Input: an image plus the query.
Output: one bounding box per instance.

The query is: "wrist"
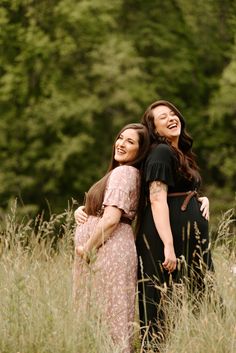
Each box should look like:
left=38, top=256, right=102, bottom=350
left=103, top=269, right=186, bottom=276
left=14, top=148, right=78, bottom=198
left=164, top=242, right=174, bottom=248
left=83, top=244, right=90, bottom=253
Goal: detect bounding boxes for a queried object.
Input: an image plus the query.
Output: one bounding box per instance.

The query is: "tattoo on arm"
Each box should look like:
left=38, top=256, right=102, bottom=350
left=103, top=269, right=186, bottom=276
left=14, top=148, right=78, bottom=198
left=149, top=181, right=168, bottom=195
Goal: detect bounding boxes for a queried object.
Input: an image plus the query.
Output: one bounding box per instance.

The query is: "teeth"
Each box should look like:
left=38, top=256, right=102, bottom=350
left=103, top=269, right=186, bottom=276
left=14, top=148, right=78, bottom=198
left=168, top=124, right=177, bottom=129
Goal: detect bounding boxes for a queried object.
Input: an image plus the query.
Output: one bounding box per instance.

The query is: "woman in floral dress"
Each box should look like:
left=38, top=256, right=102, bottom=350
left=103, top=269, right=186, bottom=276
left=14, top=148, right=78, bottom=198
left=73, top=123, right=149, bottom=353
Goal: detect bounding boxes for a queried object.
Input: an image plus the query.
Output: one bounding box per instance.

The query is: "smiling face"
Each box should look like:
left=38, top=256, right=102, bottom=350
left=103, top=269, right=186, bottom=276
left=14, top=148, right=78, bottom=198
left=114, top=128, right=140, bottom=165
left=152, top=104, right=181, bottom=147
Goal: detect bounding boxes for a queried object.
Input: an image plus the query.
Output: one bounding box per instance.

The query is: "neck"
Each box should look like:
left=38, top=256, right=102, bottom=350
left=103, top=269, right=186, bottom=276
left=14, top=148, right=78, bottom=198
left=171, top=142, right=178, bottom=149
left=170, top=136, right=179, bottom=149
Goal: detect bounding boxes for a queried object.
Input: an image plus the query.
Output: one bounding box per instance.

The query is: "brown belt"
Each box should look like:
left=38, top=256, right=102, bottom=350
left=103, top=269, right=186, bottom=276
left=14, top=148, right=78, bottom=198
left=120, top=217, right=132, bottom=225
left=168, top=190, right=197, bottom=211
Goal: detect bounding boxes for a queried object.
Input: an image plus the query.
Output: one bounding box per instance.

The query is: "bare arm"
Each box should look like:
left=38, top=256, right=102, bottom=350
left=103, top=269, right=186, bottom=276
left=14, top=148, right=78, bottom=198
left=76, top=206, right=122, bottom=259
left=149, top=181, right=177, bottom=273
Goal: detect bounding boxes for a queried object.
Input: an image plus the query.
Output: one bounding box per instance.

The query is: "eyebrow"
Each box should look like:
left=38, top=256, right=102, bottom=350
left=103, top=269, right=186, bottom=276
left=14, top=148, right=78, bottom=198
left=157, top=110, right=174, bottom=117
left=119, top=134, right=136, bottom=142
left=157, top=112, right=167, bottom=118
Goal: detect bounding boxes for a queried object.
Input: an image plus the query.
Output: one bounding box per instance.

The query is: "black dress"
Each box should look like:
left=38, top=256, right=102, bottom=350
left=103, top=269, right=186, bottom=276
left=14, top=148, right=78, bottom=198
left=136, top=143, right=214, bottom=333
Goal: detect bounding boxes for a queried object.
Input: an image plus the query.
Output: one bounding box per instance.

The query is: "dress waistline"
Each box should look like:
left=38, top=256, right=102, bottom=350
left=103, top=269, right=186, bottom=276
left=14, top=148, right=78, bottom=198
left=168, top=190, right=197, bottom=211
left=120, top=217, right=132, bottom=225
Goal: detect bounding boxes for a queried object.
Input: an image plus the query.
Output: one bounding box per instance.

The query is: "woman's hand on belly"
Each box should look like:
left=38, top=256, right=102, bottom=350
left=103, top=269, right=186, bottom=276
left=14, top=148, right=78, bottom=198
left=198, top=196, right=209, bottom=221
left=74, top=206, right=88, bottom=225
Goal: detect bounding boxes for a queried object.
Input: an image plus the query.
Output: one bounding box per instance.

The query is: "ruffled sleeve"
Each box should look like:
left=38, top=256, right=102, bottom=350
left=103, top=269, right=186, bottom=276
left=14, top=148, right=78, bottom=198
left=145, top=144, right=175, bottom=187
left=102, top=165, right=140, bottom=217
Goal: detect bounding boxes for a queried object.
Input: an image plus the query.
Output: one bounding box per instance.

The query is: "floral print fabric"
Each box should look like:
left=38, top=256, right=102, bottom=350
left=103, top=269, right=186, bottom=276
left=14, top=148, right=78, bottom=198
left=73, top=166, right=140, bottom=353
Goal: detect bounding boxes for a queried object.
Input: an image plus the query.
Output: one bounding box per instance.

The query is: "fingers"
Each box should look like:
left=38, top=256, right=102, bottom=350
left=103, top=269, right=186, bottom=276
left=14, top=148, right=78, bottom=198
left=201, top=205, right=209, bottom=220
left=163, top=245, right=177, bottom=273
left=162, top=259, right=177, bottom=273
left=198, top=197, right=210, bottom=221
left=75, top=217, right=87, bottom=226
left=76, top=245, right=85, bottom=256
left=203, top=210, right=209, bottom=220
left=74, top=206, right=88, bottom=225
left=76, top=245, right=90, bottom=263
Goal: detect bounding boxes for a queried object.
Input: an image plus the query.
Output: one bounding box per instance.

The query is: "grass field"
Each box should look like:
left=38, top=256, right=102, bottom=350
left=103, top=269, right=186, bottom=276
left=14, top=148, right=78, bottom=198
left=0, top=204, right=235, bottom=353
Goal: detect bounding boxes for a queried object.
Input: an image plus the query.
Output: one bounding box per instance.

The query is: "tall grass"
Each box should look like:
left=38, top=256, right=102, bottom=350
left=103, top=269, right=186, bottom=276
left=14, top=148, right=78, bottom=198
left=0, top=202, right=119, bottom=353
left=157, top=208, right=236, bottom=353
left=0, top=203, right=235, bottom=353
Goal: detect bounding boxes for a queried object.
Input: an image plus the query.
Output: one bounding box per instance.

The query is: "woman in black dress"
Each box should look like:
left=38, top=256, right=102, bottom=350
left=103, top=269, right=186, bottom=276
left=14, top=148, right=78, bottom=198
left=136, top=100, right=214, bottom=339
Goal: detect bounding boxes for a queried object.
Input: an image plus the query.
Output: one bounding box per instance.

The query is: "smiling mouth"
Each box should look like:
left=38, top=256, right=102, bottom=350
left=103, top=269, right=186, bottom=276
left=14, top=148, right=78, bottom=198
left=116, top=148, right=126, bottom=154
left=168, top=123, right=178, bottom=129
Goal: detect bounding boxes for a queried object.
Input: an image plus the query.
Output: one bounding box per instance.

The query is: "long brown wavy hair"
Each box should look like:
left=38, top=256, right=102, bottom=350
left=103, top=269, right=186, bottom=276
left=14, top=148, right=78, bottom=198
left=84, top=123, right=150, bottom=216
left=141, top=100, right=201, bottom=182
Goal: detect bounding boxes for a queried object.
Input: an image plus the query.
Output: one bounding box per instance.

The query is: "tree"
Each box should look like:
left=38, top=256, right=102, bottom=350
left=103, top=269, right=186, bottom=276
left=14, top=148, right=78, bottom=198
left=0, top=0, right=149, bottom=214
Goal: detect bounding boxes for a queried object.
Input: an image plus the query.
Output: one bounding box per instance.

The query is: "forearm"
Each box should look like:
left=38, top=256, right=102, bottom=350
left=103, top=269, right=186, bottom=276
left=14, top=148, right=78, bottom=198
left=149, top=180, right=176, bottom=272
left=84, top=219, right=118, bottom=251
left=84, top=206, right=122, bottom=252
left=151, top=200, right=174, bottom=247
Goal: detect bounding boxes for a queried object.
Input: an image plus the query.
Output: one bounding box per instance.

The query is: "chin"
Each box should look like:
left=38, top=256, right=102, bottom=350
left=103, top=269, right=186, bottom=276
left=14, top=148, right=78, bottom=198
left=115, top=157, right=123, bottom=163
left=119, top=159, right=126, bottom=164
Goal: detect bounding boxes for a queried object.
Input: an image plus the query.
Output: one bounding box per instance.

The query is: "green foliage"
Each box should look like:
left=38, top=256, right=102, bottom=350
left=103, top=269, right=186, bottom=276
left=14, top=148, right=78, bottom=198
left=0, top=0, right=147, bottom=214
left=0, top=0, right=235, bottom=220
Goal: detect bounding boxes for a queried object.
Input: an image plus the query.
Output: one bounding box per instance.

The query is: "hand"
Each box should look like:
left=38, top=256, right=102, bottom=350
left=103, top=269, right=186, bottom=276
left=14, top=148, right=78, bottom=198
left=76, top=245, right=89, bottom=262
left=76, top=245, right=85, bottom=257
left=162, top=244, right=177, bottom=273
left=198, top=196, right=209, bottom=221
left=76, top=245, right=97, bottom=264
left=74, top=206, right=88, bottom=225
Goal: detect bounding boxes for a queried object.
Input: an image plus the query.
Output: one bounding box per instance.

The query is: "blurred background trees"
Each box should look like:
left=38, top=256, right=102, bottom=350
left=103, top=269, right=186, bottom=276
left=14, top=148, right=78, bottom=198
left=0, top=0, right=235, bottom=227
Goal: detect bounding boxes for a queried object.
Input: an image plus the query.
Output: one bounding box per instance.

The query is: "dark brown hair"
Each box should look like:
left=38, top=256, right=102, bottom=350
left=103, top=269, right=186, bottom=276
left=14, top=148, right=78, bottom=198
left=141, top=100, right=201, bottom=182
left=84, top=123, right=150, bottom=216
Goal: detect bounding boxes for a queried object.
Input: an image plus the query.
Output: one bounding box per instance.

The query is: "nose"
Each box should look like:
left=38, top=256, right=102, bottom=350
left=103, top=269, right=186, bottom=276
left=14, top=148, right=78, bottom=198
left=168, top=114, right=177, bottom=123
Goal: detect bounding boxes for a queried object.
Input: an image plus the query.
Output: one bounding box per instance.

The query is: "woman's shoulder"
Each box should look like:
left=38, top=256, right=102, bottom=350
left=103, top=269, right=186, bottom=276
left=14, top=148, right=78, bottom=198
left=144, top=143, right=176, bottom=185
left=152, top=143, right=173, bottom=153
left=107, top=165, right=140, bottom=190
left=111, top=165, right=139, bottom=177
left=148, top=143, right=174, bottom=161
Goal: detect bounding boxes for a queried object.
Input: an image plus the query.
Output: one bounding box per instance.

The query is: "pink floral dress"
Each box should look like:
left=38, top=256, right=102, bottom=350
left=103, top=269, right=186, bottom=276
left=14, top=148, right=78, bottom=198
left=73, top=165, right=140, bottom=353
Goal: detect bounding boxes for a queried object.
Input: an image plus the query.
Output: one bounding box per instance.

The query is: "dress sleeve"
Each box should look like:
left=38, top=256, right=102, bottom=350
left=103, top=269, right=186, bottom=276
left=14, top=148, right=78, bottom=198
left=145, top=144, right=175, bottom=186
left=103, top=165, right=139, bottom=215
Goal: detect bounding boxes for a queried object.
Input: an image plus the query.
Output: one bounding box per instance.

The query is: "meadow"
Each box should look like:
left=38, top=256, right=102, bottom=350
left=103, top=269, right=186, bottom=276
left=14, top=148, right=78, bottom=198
left=0, top=203, right=235, bottom=353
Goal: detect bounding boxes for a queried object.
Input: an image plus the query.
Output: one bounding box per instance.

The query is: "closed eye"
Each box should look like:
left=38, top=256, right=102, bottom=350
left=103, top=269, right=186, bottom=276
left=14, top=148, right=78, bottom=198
left=159, top=114, right=167, bottom=119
